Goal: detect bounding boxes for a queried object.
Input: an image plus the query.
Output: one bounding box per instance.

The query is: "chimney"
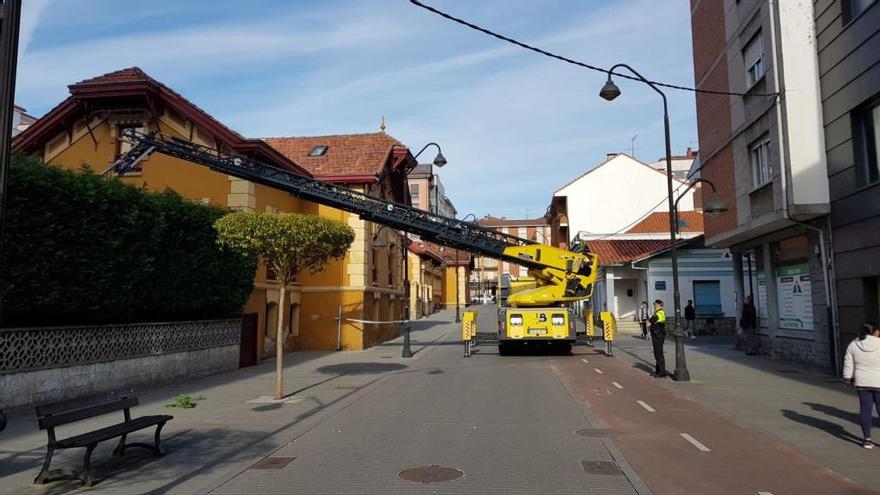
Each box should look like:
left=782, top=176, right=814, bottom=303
left=606, top=152, right=619, bottom=161
left=686, top=147, right=697, bottom=157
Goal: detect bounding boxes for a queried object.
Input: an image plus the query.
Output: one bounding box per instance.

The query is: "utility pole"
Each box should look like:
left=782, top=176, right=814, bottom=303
left=0, top=0, right=22, bottom=328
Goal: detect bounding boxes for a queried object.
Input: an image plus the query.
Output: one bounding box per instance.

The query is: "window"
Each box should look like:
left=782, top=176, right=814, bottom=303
left=843, top=0, right=876, bottom=23
left=309, top=145, right=328, bottom=156
left=743, top=32, right=764, bottom=88
left=853, top=100, right=880, bottom=186
left=117, top=124, right=146, bottom=171
left=749, top=136, right=772, bottom=188
left=409, top=184, right=420, bottom=205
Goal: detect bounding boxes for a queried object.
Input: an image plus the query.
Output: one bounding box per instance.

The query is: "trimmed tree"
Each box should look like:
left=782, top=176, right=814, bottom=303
left=214, top=211, right=355, bottom=399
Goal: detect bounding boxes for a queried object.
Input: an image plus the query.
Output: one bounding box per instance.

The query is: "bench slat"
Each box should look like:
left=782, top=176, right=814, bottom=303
left=55, top=415, right=172, bottom=448
left=37, top=397, right=139, bottom=429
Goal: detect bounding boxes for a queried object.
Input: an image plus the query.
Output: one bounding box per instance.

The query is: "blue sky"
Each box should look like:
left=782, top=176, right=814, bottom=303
left=16, top=0, right=697, bottom=219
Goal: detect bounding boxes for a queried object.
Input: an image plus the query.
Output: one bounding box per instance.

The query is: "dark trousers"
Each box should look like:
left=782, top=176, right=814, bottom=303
left=651, top=332, right=666, bottom=375
left=640, top=321, right=648, bottom=338
left=858, top=389, right=880, bottom=439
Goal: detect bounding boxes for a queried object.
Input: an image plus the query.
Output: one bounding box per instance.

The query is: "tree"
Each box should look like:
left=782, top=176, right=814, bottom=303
left=214, top=211, right=355, bottom=399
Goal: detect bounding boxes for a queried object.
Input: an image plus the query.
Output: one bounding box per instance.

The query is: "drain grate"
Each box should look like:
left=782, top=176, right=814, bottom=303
left=399, top=465, right=463, bottom=484
left=251, top=457, right=296, bottom=469
left=581, top=460, right=622, bottom=475
left=575, top=428, right=616, bottom=438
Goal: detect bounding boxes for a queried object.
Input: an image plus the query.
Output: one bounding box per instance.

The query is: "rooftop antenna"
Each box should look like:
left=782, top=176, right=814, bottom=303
left=380, top=115, right=386, bottom=133
left=630, top=134, right=638, bottom=158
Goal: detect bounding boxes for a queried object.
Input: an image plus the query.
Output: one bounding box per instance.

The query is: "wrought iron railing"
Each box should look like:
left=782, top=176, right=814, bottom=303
left=0, top=319, right=240, bottom=374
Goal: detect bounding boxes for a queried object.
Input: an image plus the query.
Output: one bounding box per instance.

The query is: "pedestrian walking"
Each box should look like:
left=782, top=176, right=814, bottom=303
left=843, top=323, right=880, bottom=449
left=684, top=299, right=696, bottom=339
left=741, top=295, right=759, bottom=355
left=638, top=301, right=649, bottom=339
left=648, top=299, right=667, bottom=377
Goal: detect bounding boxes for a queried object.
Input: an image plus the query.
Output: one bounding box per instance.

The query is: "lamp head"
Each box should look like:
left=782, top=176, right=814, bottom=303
left=372, top=235, right=387, bottom=248
left=704, top=198, right=728, bottom=216
left=599, top=78, right=621, bottom=101
left=433, top=151, right=447, bottom=167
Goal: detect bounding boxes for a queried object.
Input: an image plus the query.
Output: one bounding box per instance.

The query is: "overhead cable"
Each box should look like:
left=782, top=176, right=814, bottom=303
left=409, top=0, right=780, bottom=98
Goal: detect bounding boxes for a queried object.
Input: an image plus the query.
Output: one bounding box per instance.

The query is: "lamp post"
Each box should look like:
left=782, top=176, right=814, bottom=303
left=389, top=142, right=446, bottom=358
left=600, top=63, right=689, bottom=380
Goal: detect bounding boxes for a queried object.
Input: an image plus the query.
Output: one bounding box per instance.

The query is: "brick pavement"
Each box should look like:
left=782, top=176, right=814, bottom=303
left=0, top=309, right=457, bottom=495
left=213, top=304, right=644, bottom=495
left=607, top=330, right=880, bottom=493
left=553, top=345, right=876, bottom=495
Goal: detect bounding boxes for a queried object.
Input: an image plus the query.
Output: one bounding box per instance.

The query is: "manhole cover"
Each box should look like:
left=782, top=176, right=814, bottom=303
left=399, top=465, right=463, bottom=484
left=581, top=460, right=622, bottom=475
left=575, top=428, right=616, bottom=438
left=251, top=457, right=296, bottom=469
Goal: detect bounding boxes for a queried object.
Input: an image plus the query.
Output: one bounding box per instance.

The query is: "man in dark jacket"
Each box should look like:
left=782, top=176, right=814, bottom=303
left=741, top=295, right=759, bottom=355
left=649, top=300, right=667, bottom=377
left=684, top=300, right=696, bottom=339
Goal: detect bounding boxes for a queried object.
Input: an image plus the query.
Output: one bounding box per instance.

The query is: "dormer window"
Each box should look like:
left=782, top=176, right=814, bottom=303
left=309, top=145, right=328, bottom=156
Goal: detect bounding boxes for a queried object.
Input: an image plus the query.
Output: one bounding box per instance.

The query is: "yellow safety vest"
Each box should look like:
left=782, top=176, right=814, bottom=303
left=655, top=309, right=666, bottom=323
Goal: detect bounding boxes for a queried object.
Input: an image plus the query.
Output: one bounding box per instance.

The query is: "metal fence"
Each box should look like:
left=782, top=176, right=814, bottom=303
left=0, top=319, right=240, bottom=374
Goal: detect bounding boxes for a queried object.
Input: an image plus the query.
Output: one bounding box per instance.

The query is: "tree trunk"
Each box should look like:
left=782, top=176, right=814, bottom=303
left=274, top=283, right=286, bottom=400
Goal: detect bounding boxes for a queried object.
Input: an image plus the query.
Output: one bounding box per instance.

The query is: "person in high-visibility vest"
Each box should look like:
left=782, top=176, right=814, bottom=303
left=649, top=299, right=668, bottom=377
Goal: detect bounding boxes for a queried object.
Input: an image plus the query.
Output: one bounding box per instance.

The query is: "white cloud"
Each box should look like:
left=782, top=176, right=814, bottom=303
left=18, top=0, right=53, bottom=57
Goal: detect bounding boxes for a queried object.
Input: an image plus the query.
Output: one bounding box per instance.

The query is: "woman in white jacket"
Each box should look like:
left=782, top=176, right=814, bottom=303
left=843, top=323, right=880, bottom=449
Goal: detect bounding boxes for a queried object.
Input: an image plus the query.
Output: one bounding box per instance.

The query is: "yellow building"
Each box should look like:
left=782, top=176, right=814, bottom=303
left=12, top=67, right=415, bottom=359
left=406, top=242, right=445, bottom=319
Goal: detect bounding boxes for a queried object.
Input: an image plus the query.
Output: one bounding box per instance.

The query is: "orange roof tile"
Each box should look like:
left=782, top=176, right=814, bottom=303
left=476, top=215, right=548, bottom=227
left=627, top=211, right=704, bottom=234
left=265, top=133, right=403, bottom=180
left=585, top=239, right=679, bottom=265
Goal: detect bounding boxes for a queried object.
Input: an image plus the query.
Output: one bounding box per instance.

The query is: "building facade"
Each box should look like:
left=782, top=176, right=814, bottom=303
left=553, top=153, right=696, bottom=243
left=407, top=163, right=457, bottom=218
left=13, top=67, right=415, bottom=358
left=691, top=0, right=836, bottom=368
left=11, top=105, right=36, bottom=136
left=472, top=216, right=551, bottom=299
left=813, top=0, right=880, bottom=358
left=585, top=212, right=737, bottom=334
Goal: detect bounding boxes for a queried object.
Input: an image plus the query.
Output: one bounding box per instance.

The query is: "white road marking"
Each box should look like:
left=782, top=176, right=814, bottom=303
left=594, top=368, right=604, bottom=374
left=758, top=492, right=774, bottom=495
left=680, top=433, right=711, bottom=451
left=581, top=358, right=589, bottom=364
left=612, top=382, right=624, bottom=389
left=636, top=400, right=655, bottom=412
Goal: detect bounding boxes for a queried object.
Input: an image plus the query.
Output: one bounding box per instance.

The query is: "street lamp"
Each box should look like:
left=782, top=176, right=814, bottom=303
left=600, top=63, right=691, bottom=381
left=384, top=142, right=446, bottom=358
left=674, top=178, right=728, bottom=235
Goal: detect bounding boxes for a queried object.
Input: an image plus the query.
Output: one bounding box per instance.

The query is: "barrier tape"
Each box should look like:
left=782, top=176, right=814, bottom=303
left=334, top=317, right=409, bottom=324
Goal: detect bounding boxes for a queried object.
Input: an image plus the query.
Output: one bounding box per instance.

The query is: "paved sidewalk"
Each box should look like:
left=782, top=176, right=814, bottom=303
left=609, top=330, right=880, bottom=492
left=0, top=309, right=457, bottom=495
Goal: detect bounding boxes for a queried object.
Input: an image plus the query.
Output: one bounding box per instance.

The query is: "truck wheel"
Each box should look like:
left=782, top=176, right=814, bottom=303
left=559, top=343, right=573, bottom=355
left=498, top=342, right=508, bottom=356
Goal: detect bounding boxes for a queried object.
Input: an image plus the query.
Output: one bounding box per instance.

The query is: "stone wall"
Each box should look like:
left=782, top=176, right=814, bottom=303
left=0, top=319, right=240, bottom=411
left=694, top=316, right=736, bottom=336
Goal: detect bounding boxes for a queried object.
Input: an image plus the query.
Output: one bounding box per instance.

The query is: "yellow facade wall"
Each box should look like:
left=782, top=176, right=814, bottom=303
left=34, top=108, right=403, bottom=357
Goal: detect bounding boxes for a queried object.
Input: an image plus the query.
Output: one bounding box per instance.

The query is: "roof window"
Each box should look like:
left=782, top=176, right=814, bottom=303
left=309, top=145, right=328, bottom=156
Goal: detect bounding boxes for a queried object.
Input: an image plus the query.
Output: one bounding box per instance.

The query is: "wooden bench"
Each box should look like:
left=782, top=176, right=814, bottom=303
left=34, top=396, right=173, bottom=487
